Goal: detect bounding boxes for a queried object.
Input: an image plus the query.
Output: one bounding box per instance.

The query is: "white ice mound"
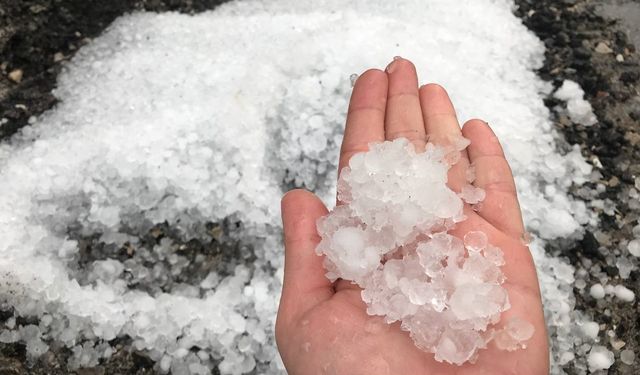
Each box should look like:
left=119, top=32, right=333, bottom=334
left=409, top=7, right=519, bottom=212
left=316, top=138, right=534, bottom=365
left=553, top=80, right=597, bottom=126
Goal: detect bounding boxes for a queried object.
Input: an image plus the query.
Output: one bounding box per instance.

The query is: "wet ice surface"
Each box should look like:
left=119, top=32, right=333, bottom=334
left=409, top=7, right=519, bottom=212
left=317, top=138, right=533, bottom=365
left=0, top=0, right=605, bottom=374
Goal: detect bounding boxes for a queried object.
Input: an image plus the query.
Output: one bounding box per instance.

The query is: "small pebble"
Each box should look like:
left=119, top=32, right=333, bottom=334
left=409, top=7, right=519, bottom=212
left=8, top=69, right=23, bottom=83
left=594, top=42, right=613, bottom=54
left=611, top=340, right=625, bottom=351
left=54, top=52, right=65, bottom=63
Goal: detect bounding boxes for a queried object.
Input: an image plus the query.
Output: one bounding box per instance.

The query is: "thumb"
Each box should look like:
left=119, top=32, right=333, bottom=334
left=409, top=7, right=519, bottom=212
left=277, top=189, right=333, bottom=326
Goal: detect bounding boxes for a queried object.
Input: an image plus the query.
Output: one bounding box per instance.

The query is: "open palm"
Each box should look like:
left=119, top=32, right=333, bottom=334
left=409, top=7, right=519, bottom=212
left=276, top=58, right=549, bottom=375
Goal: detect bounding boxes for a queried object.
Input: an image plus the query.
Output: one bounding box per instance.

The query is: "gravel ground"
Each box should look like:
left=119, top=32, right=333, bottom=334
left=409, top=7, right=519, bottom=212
left=1, top=0, right=639, bottom=373
left=597, top=0, right=640, bottom=50
left=515, top=0, right=640, bottom=373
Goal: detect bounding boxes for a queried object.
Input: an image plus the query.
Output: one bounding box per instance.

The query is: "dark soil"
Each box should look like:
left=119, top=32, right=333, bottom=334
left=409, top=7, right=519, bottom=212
left=515, top=0, right=640, bottom=373
left=1, top=0, right=639, bottom=373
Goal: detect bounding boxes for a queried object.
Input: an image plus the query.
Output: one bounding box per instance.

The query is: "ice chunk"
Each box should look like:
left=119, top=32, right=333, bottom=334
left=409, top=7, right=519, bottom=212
left=449, top=284, right=509, bottom=320
left=416, top=233, right=464, bottom=277
left=434, top=328, right=484, bottom=365
left=317, top=138, right=531, bottom=365
left=349, top=73, right=358, bottom=87
left=616, top=257, right=635, bottom=279
left=323, top=226, right=381, bottom=282
left=463, top=231, right=488, bottom=253
left=614, top=285, right=635, bottom=302
left=459, top=184, right=486, bottom=205
left=589, top=283, right=605, bottom=299
left=553, top=80, right=597, bottom=126
left=628, top=239, right=640, bottom=257
left=465, top=165, right=476, bottom=183
left=483, top=245, right=505, bottom=266
left=620, top=349, right=635, bottom=365
left=587, top=346, right=615, bottom=371
left=581, top=321, right=599, bottom=339
left=494, top=317, right=535, bottom=351
left=92, top=259, right=124, bottom=284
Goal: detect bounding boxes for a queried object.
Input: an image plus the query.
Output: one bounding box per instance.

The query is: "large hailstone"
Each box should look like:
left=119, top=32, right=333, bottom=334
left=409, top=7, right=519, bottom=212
left=316, top=138, right=534, bottom=365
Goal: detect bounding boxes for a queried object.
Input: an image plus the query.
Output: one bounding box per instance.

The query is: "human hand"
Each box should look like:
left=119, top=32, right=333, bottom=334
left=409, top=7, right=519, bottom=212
left=276, top=58, right=549, bottom=375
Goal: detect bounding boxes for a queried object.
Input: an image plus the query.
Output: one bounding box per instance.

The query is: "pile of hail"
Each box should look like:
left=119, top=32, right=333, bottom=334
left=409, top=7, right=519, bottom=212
left=316, top=137, right=534, bottom=365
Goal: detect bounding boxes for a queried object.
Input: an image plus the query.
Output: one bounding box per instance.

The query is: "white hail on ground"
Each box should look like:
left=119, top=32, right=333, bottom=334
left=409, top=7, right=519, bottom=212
left=0, top=0, right=599, bottom=374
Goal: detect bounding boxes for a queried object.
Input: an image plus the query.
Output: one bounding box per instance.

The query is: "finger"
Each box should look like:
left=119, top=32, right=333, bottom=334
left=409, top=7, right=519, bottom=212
left=278, top=189, right=333, bottom=325
left=461, top=119, right=524, bottom=237
left=419, top=83, right=469, bottom=191
left=384, top=58, right=427, bottom=149
left=338, top=69, right=387, bottom=174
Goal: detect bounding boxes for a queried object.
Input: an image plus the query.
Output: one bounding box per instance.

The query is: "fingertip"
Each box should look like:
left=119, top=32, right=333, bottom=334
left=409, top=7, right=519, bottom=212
left=341, top=67, right=387, bottom=172
left=462, top=119, right=522, bottom=235
left=383, top=57, right=427, bottom=150
left=281, top=189, right=301, bottom=219
left=419, top=82, right=448, bottom=96
left=353, top=68, right=387, bottom=91
left=385, top=56, right=417, bottom=75
left=419, top=84, right=455, bottom=112
left=279, top=189, right=333, bottom=323
left=419, top=83, right=457, bottom=119
left=461, top=118, right=491, bottom=134
left=359, top=68, right=386, bottom=80
left=386, top=58, right=420, bottom=96
left=281, top=188, right=309, bottom=206
left=281, top=189, right=327, bottom=223
left=462, top=119, right=504, bottom=158
left=347, top=69, right=388, bottom=113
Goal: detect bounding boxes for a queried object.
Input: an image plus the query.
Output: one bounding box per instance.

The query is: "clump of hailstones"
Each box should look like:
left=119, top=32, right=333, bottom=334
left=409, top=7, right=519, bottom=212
left=316, top=138, right=534, bottom=365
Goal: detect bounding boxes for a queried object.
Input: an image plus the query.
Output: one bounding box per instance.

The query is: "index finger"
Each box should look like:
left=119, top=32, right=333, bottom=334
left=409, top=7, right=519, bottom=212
left=338, top=69, right=388, bottom=175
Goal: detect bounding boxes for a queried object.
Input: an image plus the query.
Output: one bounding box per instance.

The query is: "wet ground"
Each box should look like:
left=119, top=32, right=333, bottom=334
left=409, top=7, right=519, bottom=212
left=597, top=0, right=640, bottom=50
left=1, top=0, right=639, bottom=373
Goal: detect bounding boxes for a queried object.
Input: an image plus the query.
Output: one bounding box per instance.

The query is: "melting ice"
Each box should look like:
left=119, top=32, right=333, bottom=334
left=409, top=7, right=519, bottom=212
left=317, top=138, right=534, bottom=365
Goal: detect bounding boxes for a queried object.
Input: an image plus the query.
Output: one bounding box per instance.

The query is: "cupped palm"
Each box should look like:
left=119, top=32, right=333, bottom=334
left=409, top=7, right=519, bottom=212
left=276, top=58, right=549, bottom=375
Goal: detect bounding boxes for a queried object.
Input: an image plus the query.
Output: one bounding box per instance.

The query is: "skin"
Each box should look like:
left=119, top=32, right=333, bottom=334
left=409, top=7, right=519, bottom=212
left=276, top=58, right=550, bottom=375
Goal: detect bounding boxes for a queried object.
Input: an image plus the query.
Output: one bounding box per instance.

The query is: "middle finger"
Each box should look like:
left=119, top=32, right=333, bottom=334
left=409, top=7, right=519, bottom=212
left=384, top=57, right=427, bottom=150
